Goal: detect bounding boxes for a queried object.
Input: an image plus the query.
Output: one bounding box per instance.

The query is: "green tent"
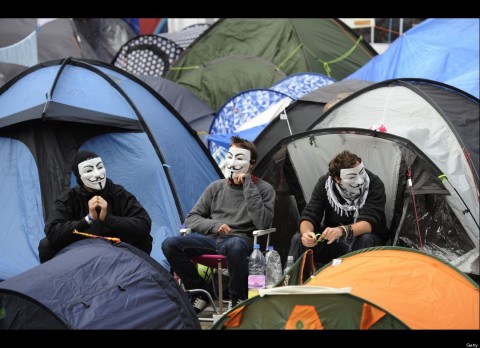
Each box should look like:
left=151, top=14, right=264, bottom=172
left=167, top=19, right=376, bottom=111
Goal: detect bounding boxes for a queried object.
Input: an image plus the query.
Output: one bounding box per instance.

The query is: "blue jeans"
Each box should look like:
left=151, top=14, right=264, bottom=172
left=161, top=233, right=253, bottom=299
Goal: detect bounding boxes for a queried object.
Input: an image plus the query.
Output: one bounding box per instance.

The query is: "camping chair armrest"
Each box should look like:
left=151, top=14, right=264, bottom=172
left=253, top=228, right=276, bottom=248
left=180, top=228, right=192, bottom=236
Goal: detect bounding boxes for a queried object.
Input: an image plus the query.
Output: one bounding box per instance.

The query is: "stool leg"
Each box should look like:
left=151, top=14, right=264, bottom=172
left=218, top=258, right=223, bottom=314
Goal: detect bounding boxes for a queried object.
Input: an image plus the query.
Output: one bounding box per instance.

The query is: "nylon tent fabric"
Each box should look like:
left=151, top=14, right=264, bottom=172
left=72, top=18, right=137, bottom=63
left=0, top=18, right=98, bottom=66
left=171, top=55, right=286, bottom=111
left=346, top=18, right=480, bottom=98
left=159, top=23, right=210, bottom=50
left=0, top=62, right=27, bottom=87
left=212, top=247, right=479, bottom=330
left=306, top=248, right=479, bottom=329
left=308, top=78, right=479, bottom=276
left=208, top=73, right=335, bottom=159
left=168, top=18, right=376, bottom=81
left=137, top=74, right=215, bottom=134
left=209, top=89, right=290, bottom=155
left=112, top=24, right=210, bottom=78
left=113, top=35, right=184, bottom=77
left=0, top=58, right=222, bottom=280
left=167, top=19, right=376, bottom=110
left=270, top=73, right=335, bottom=100
left=0, top=238, right=201, bottom=329
left=253, top=129, right=477, bottom=277
left=254, top=79, right=373, bottom=165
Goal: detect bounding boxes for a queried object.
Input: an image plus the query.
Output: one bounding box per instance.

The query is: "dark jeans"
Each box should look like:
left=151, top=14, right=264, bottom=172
left=38, top=237, right=58, bottom=263
left=288, top=232, right=384, bottom=265
left=161, top=233, right=253, bottom=299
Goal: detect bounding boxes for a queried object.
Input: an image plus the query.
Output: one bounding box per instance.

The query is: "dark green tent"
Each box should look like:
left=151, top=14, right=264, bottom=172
left=166, top=19, right=376, bottom=110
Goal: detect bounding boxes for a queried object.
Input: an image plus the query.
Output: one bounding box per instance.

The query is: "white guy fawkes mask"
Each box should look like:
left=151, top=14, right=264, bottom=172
left=339, top=162, right=366, bottom=195
left=224, top=147, right=251, bottom=181
left=78, top=157, right=106, bottom=191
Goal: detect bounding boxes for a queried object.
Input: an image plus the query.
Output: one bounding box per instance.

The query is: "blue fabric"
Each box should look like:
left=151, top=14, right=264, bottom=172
left=346, top=18, right=480, bottom=98
left=122, top=18, right=140, bottom=35
left=271, top=72, right=335, bottom=99
left=0, top=138, right=44, bottom=280
left=210, top=89, right=289, bottom=155
left=0, top=239, right=200, bottom=329
left=208, top=125, right=267, bottom=150
left=0, top=60, right=221, bottom=279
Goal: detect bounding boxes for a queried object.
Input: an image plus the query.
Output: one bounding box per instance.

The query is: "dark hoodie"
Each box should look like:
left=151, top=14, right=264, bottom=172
left=44, top=177, right=152, bottom=254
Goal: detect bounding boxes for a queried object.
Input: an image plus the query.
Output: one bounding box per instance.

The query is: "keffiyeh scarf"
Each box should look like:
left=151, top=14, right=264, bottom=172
left=325, top=173, right=370, bottom=221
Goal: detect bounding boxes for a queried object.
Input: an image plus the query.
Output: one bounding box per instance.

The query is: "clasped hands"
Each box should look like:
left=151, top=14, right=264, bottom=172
left=88, top=195, right=107, bottom=222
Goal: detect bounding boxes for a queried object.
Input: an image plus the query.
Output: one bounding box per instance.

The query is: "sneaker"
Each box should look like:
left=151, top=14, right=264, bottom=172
left=190, top=293, right=209, bottom=314
left=227, top=295, right=245, bottom=311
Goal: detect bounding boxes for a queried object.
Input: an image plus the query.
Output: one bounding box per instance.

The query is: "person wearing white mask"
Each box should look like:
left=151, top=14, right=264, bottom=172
left=162, top=136, right=275, bottom=314
left=38, top=150, right=152, bottom=263
left=288, top=150, right=387, bottom=264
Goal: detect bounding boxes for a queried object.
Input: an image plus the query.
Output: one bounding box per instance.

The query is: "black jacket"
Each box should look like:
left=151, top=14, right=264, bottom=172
left=44, top=178, right=152, bottom=254
left=299, top=170, right=388, bottom=242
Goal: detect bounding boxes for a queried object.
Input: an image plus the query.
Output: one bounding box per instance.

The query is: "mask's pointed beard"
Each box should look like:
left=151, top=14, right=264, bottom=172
left=229, top=171, right=233, bottom=180
left=99, top=182, right=103, bottom=190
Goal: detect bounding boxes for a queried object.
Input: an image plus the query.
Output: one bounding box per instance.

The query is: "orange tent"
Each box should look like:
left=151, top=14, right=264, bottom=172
left=307, top=247, right=479, bottom=329
left=213, top=247, right=479, bottom=330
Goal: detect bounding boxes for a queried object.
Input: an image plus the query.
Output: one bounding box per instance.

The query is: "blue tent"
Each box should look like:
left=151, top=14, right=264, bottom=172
left=0, top=239, right=200, bottom=329
left=270, top=72, right=335, bottom=99
left=0, top=58, right=222, bottom=281
left=346, top=19, right=479, bottom=98
left=209, top=73, right=335, bottom=155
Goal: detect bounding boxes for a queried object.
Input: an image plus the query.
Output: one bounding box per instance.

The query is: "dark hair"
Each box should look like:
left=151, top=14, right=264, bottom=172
left=230, top=136, right=257, bottom=164
left=328, top=150, right=362, bottom=178
left=72, top=150, right=100, bottom=186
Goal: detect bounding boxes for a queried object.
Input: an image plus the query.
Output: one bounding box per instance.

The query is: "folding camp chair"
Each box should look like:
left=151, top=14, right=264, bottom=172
left=180, top=227, right=276, bottom=321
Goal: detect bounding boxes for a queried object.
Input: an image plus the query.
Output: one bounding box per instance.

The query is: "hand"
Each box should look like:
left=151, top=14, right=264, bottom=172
left=301, top=231, right=317, bottom=248
left=235, top=173, right=247, bottom=185
left=217, top=224, right=232, bottom=235
left=88, top=195, right=108, bottom=222
left=317, top=227, right=344, bottom=245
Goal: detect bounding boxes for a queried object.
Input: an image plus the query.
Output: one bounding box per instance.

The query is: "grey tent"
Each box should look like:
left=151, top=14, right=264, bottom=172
left=0, top=18, right=98, bottom=66
left=254, top=79, right=373, bottom=165
left=137, top=74, right=215, bottom=134
left=253, top=128, right=478, bottom=280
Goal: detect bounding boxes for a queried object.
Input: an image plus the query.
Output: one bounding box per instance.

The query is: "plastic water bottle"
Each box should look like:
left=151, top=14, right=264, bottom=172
left=284, top=255, right=294, bottom=276
left=248, top=244, right=265, bottom=298
left=265, top=246, right=282, bottom=288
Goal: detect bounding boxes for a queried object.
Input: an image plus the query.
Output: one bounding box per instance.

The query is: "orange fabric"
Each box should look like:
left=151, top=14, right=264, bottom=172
left=224, top=305, right=246, bottom=328
left=285, top=305, right=323, bottom=330
left=360, top=303, right=386, bottom=329
left=308, top=249, right=480, bottom=329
